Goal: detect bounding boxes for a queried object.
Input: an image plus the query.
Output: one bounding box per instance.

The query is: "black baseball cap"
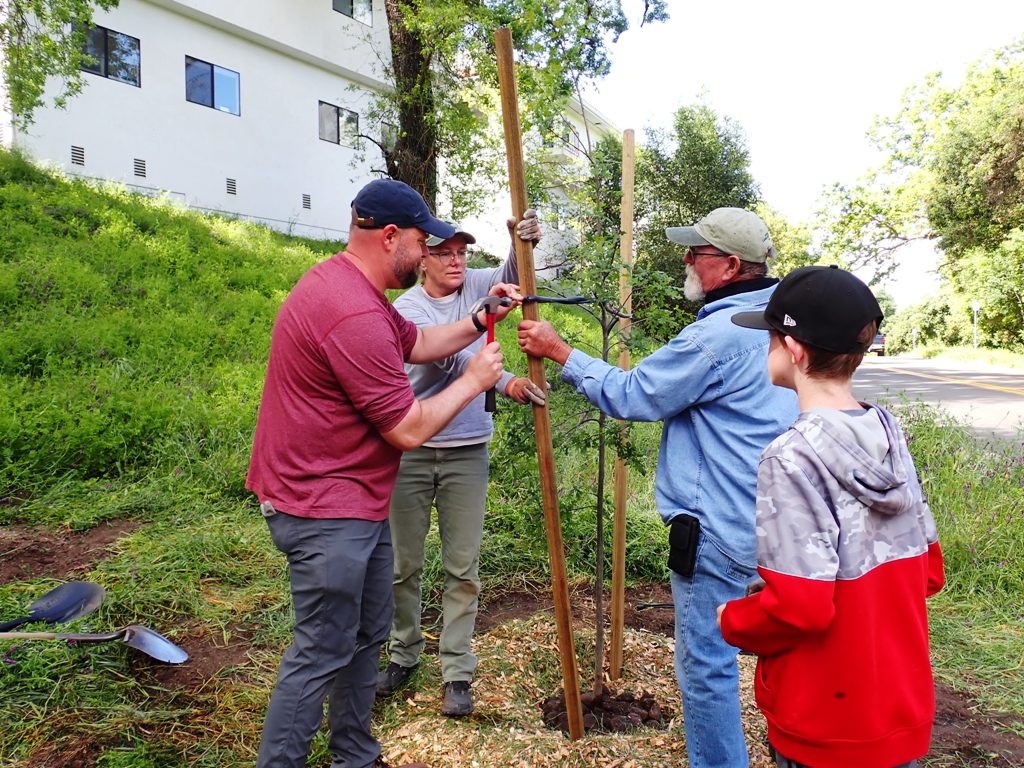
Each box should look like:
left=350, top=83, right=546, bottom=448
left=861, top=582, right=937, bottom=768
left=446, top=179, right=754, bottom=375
left=351, top=179, right=457, bottom=240
left=731, top=265, right=884, bottom=353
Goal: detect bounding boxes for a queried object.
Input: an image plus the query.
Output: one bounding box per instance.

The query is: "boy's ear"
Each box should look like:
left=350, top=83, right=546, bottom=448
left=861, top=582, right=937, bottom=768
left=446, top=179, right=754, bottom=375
left=782, top=334, right=807, bottom=365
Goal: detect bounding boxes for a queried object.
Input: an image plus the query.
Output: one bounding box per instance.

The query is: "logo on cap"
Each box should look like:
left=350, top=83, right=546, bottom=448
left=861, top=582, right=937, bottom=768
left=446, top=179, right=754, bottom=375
left=783, top=314, right=796, bottom=327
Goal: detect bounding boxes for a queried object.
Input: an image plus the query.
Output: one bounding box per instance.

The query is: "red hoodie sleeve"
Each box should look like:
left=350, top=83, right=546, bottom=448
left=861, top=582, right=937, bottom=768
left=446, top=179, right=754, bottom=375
left=721, top=455, right=839, bottom=656
left=926, top=540, right=945, bottom=596
left=722, top=570, right=836, bottom=657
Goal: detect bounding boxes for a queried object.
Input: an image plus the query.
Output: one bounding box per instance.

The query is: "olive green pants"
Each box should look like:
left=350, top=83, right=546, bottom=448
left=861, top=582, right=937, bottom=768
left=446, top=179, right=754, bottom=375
left=387, top=442, right=488, bottom=682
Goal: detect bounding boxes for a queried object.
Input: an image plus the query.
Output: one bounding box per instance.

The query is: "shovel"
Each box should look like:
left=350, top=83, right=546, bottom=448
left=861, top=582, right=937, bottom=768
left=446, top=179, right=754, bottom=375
left=0, top=624, right=189, bottom=664
left=0, top=581, right=106, bottom=632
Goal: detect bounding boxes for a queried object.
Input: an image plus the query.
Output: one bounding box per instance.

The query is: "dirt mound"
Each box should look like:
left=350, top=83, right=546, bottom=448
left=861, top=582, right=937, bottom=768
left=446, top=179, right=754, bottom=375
left=542, top=686, right=669, bottom=733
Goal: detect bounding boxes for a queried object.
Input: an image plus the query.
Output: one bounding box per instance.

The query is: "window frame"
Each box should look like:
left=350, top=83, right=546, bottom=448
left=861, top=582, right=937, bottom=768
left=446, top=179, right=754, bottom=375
left=318, top=100, right=360, bottom=148
left=79, top=23, right=141, bottom=87
left=184, top=55, right=241, bottom=116
left=332, top=0, right=373, bottom=26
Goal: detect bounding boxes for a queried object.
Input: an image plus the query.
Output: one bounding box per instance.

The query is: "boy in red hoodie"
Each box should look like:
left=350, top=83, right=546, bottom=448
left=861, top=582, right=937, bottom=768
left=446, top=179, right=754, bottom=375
left=719, top=266, right=945, bottom=768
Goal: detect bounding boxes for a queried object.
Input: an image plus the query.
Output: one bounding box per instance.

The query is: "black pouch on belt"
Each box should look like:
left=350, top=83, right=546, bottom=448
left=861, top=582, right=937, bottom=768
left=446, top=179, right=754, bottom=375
left=667, top=513, right=700, bottom=577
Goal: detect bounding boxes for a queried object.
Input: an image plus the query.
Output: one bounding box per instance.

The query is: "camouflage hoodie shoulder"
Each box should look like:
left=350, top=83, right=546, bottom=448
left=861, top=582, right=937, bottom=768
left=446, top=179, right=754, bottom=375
left=720, top=403, right=945, bottom=768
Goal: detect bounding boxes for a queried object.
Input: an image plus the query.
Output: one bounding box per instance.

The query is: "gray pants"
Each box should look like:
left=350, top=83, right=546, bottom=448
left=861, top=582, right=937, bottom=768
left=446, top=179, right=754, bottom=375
left=772, top=746, right=918, bottom=768
left=387, top=443, right=488, bottom=682
left=257, top=510, right=393, bottom=768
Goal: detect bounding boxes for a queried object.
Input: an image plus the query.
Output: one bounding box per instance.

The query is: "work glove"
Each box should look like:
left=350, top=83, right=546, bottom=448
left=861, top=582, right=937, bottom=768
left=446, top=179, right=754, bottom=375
left=505, top=377, right=548, bottom=406
left=507, top=208, right=541, bottom=244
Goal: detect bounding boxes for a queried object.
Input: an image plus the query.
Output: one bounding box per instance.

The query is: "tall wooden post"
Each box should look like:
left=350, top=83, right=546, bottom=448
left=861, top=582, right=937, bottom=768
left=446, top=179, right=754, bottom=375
left=609, top=129, right=635, bottom=680
left=494, top=27, right=584, bottom=740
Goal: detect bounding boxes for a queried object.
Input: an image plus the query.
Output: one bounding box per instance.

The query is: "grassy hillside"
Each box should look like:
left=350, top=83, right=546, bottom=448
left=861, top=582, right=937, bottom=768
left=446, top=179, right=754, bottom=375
left=0, top=149, right=334, bottom=516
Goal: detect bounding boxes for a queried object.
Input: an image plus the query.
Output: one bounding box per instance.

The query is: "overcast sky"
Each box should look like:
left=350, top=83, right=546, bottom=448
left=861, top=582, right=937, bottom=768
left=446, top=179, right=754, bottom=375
left=582, top=1, right=1024, bottom=307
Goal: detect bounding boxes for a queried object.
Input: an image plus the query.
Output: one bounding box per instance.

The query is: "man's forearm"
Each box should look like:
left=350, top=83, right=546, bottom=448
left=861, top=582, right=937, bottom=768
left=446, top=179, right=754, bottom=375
left=410, top=315, right=484, bottom=364
left=381, top=376, right=482, bottom=450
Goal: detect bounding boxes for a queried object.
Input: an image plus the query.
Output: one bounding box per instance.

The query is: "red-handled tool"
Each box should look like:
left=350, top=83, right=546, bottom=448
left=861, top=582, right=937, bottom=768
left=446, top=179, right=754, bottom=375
left=485, top=309, right=497, bottom=410
left=475, top=296, right=511, bottom=412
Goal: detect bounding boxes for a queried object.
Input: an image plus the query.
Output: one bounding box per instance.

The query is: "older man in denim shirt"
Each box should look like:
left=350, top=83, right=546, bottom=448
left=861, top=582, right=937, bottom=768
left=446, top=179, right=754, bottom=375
left=518, top=208, right=799, bottom=768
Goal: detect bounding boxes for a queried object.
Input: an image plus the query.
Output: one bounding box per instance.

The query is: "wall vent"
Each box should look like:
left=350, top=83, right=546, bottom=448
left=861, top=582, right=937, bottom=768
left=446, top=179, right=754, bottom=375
left=226, top=177, right=237, bottom=195
left=302, top=194, right=311, bottom=210
left=71, top=145, right=86, bottom=166
left=133, top=158, right=147, bottom=178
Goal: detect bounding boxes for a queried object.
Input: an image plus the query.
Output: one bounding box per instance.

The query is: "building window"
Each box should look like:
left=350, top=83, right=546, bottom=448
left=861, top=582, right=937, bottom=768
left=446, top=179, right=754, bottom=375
left=381, top=121, right=398, bottom=152
left=71, top=145, right=86, bottom=166
left=80, top=24, right=140, bottom=86
left=332, top=0, right=372, bottom=25
left=560, top=119, right=585, bottom=157
left=318, top=101, right=359, bottom=147
left=133, top=158, right=147, bottom=178
left=226, top=178, right=237, bottom=195
left=302, top=194, right=312, bottom=210
left=185, top=56, right=240, bottom=115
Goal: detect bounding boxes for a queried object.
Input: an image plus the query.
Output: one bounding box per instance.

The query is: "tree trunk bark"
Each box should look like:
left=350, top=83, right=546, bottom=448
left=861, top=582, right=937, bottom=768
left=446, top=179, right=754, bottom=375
left=382, top=0, right=439, bottom=209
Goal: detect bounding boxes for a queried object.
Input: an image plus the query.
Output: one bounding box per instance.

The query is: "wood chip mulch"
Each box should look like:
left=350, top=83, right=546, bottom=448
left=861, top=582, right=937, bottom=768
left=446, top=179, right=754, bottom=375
left=374, top=612, right=774, bottom=767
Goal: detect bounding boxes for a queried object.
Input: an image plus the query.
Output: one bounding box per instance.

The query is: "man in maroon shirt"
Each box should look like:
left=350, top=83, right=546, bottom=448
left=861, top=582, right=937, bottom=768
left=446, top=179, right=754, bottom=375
left=248, top=179, right=519, bottom=768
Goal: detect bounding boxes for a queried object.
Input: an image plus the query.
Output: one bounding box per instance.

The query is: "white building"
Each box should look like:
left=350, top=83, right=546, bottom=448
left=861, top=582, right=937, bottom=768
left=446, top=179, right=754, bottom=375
left=2, top=0, right=619, bottom=251
left=3, top=0, right=391, bottom=240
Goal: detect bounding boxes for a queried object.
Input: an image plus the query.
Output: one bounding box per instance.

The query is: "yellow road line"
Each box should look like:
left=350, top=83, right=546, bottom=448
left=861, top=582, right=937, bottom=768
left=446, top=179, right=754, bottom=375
left=884, top=366, right=1024, bottom=396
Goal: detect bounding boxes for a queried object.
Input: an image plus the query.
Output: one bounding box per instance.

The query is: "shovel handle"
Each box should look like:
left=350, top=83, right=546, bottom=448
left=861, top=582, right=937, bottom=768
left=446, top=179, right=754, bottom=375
left=0, top=629, right=124, bottom=642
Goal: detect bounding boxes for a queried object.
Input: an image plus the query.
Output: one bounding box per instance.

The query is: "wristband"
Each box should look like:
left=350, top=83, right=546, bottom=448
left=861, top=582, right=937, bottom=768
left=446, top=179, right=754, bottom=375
left=470, top=310, right=487, bottom=333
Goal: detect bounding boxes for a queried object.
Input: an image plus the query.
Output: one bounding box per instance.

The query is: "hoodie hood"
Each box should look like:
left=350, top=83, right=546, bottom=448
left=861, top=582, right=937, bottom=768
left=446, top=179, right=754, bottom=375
left=790, top=405, right=916, bottom=518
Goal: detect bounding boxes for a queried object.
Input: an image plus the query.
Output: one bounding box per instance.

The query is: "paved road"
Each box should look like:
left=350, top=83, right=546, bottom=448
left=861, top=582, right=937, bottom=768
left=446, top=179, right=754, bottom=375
left=853, top=356, right=1024, bottom=443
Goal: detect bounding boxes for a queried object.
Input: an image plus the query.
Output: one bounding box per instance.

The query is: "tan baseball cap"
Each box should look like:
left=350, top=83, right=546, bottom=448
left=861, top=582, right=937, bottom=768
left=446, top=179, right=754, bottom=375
left=665, top=207, right=774, bottom=263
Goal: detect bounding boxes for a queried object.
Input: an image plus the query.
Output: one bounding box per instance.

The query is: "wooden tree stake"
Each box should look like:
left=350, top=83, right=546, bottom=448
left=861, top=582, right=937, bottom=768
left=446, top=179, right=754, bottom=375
left=609, top=129, right=635, bottom=680
left=494, top=27, right=584, bottom=740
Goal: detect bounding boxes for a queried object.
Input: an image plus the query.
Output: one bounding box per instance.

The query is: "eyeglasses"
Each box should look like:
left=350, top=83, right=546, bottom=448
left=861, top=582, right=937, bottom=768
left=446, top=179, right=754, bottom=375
left=429, top=249, right=469, bottom=265
left=686, top=247, right=730, bottom=260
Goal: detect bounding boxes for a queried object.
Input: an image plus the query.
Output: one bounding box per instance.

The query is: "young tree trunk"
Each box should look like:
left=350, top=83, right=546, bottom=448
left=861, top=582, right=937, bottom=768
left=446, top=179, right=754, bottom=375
left=592, top=304, right=614, bottom=697
left=382, top=0, right=439, bottom=209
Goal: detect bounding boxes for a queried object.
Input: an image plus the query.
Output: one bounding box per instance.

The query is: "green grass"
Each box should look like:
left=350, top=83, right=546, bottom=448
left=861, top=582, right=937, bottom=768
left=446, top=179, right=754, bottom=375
left=892, top=400, right=1024, bottom=721
left=913, top=345, right=1024, bottom=370
left=1, top=150, right=1022, bottom=765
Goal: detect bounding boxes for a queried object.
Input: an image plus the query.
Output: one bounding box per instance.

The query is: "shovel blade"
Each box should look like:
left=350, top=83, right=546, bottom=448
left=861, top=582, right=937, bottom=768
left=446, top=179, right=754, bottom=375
left=0, top=581, right=106, bottom=631
left=123, top=624, right=189, bottom=664
left=27, top=582, right=106, bottom=624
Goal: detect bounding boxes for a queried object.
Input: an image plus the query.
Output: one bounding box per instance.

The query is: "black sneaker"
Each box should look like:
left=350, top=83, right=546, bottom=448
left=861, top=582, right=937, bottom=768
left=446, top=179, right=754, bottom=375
left=375, top=661, right=418, bottom=698
left=440, top=680, right=473, bottom=717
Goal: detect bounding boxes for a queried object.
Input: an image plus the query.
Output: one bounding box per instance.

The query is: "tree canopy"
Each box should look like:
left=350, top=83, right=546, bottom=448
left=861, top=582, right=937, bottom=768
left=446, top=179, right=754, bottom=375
left=633, top=103, right=760, bottom=296
left=818, top=38, right=1024, bottom=350
left=375, top=0, right=667, bottom=211
left=0, top=0, right=120, bottom=128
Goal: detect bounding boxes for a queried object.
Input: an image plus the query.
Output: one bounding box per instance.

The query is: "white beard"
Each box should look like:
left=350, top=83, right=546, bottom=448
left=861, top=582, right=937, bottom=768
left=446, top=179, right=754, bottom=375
left=683, top=266, right=705, bottom=302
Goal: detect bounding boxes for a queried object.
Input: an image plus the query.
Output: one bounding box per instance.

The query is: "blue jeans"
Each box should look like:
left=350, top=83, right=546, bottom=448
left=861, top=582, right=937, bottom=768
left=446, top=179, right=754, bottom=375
left=671, top=532, right=756, bottom=768
left=256, top=510, right=393, bottom=768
